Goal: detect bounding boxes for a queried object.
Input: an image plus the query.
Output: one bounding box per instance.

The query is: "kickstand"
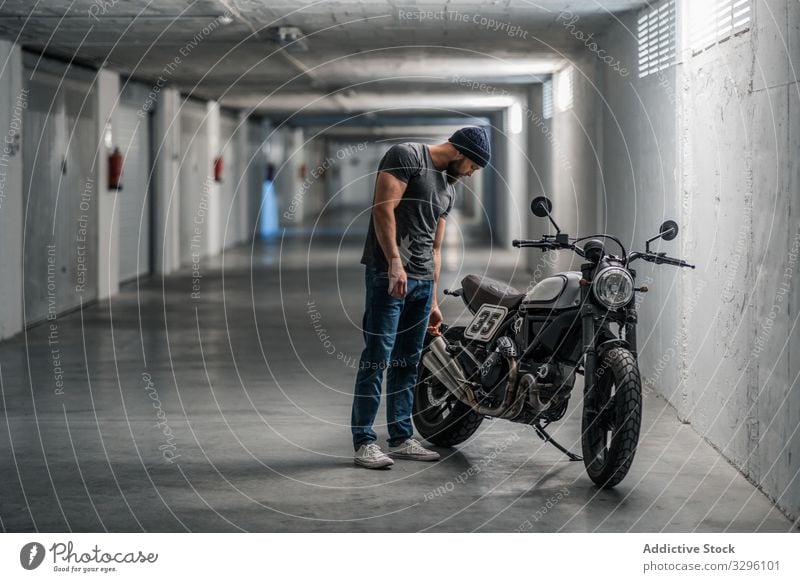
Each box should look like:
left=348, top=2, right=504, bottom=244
left=531, top=420, right=583, bottom=462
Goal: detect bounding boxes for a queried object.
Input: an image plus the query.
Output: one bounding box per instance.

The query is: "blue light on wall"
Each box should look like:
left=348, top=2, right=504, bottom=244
left=259, top=179, right=279, bottom=239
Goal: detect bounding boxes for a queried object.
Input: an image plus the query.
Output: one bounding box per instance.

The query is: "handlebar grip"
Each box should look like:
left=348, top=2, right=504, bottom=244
left=657, top=254, right=695, bottom=268
left=513, top=239, right=547, bottom=248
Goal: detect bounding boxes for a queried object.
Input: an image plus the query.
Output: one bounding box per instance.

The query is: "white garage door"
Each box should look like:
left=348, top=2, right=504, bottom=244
left=116, top=83, right=152, bottom=281
left=219, top=113, right=240, bottom=248
left=179, top=99, right=209, bottom=266
left=23, top=64, right=98, bottom=324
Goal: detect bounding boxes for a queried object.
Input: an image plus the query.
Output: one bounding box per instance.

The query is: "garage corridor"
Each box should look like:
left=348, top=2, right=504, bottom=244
left=0, top=238, right=792, bottom=532
left=0, top=0, right=798, bottom=539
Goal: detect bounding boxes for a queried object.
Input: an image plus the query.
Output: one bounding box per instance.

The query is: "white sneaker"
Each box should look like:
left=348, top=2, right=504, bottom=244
left=388, top=438, right=440, bottom=461
left=354, top=443, right=394, bottom=469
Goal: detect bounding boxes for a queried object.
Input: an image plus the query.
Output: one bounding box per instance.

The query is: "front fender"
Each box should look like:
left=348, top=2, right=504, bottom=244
left=596, top=337, right=631, bottom=359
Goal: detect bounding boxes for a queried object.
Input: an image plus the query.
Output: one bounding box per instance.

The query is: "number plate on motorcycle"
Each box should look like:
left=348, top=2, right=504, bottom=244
left=464, top=305, right=508, bottom=341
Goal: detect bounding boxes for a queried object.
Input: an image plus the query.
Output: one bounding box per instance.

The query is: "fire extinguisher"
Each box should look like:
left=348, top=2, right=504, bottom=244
left=108, top=147, right=123, bottom=190
left=214, top=155, right=224, bottom=182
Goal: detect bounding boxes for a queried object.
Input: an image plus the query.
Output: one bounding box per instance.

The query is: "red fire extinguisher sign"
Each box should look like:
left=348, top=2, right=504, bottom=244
left=108, top=147, right=123, bottom=190
left=214, top=156, right=224, bottom=182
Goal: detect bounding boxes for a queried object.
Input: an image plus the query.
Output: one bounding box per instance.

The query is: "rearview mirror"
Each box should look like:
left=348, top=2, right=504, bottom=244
left=531, top=196, right=553, bottom=218
left=659, top=220, right=678, bottom=241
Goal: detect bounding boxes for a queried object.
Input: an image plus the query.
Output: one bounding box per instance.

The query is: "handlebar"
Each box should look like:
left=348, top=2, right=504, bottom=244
left=513, top=239, right=694, bottom=268
left=512, top=238, right=585, bottom=257
left=630, top=251, right=695, bottom=269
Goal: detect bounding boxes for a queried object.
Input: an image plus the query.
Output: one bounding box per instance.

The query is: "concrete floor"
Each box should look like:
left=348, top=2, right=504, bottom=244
left=0, top=236, right=794, bottom=532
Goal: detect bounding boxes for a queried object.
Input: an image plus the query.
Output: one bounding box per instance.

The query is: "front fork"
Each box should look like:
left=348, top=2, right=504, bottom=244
left=579, top=277, right=639, bottom=410
left=581, top=287, right=598, bottom=410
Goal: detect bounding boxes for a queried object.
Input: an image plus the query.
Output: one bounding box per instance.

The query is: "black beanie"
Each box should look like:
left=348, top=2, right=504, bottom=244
left=448, top=126, right=491, bottom=168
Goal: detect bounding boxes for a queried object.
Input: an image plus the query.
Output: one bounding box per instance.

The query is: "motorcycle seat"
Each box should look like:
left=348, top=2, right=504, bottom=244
left=461, top=274, right=526, bottom=312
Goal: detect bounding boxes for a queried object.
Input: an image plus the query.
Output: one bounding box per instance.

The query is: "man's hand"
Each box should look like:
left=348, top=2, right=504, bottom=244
left=388, top=257, right=407, bottom=298
left=427, top=304, right=443, bottom=336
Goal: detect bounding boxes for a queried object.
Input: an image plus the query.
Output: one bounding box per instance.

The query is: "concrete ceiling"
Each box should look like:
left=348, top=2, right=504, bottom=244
left=0, top=0, right=649, bottom=110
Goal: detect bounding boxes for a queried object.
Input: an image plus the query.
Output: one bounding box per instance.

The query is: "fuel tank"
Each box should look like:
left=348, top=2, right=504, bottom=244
left=521, top=271, right=582, bottom=311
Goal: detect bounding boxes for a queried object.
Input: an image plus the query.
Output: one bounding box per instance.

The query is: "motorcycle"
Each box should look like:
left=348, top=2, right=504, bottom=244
left=412, top=196, right=695, bottom=488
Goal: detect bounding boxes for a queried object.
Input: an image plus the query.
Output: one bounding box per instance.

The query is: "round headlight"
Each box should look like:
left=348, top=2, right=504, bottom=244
left=593, top=266, right=634, bottom=309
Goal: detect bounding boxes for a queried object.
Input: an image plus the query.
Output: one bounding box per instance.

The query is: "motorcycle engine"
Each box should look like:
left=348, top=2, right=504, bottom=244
left=518, top=362, right=575, bottom=421
left=455, top=336, right=516, bottom=405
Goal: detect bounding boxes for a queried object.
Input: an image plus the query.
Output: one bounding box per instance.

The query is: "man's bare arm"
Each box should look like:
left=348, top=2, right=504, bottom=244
left=431, top=217, right=446, bottom=303
left=428, top=217, right=447, bottom=335
left=372, top=171, right=408, bottom=297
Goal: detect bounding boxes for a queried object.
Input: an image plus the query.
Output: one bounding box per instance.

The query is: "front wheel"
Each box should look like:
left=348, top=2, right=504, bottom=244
left=412, top=364, right=484, bottom=447
left=581, top=347, right=642, bottom=488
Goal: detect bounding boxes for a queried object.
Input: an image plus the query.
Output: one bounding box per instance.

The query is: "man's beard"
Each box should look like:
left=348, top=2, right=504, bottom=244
left=445, top=161, right=463, bottom=184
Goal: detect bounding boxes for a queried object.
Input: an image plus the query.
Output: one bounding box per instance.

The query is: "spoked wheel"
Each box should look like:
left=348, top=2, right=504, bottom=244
left=412, top=365, right=484, bottom=447
left=581, top=347, right=642, bottom=488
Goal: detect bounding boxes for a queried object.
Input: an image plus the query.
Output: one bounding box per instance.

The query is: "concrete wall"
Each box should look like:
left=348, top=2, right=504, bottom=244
left=153, top=87, right=182, bottom=275
left=526, top=82, right=553, bottom=276
left=547, top=54, right=603, bottom=273
left=600, top=0, right=800, bottom=523
left=234, top=110, right=250, bottom=247
left=490, top=110, right=527, bottom=249
left=301, top=134, right=328, bottom=223
left=275, top=126, right=305, bottom=228
left=204, top=101, right=222, bottom=255
left=501, top=97, right=530, bottom=248
left=0, top=39, right=24, bottom=340
left=178, top=98, right=212, bottom=265
left=96, top=69, right=120, bottom=299
left=219, top=110, right=240, bottom=248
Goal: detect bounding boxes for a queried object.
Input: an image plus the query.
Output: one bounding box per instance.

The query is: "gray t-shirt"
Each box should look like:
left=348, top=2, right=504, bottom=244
left=360, top=143, right=455, bottom=280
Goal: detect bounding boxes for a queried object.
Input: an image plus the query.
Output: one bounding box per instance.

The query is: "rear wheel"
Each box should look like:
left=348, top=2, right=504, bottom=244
left=412, top=365, right=484, bottom=447
left=581, top=347, right=641, bottom=488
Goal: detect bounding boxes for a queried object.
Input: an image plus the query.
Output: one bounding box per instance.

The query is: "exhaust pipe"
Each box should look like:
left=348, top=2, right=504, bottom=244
left=422, top=336, right=469, bottom=399
left=422, top=335, right=523, bottom=418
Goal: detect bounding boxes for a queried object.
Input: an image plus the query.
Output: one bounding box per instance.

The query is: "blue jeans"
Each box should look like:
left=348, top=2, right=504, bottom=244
left=351, top=266, right=434, bottom=450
